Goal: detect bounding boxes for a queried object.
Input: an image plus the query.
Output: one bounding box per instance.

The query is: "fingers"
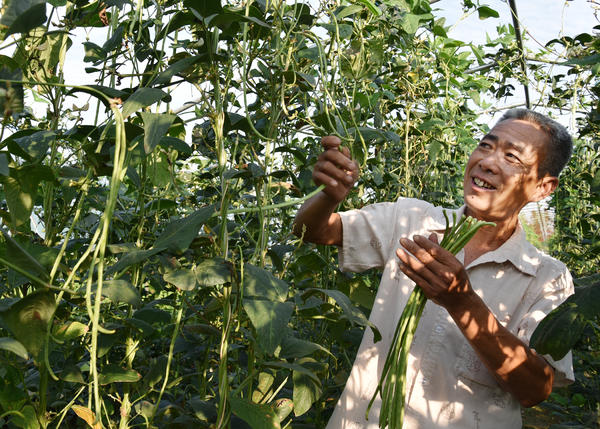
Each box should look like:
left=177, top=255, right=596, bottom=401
left=395, top=247, right=431, bottom=288
left=396, top=235, right=457, bottom=287
left=313, top=136, right=359, bottom=202
left=396, top=239, right=445, bottom=286
left=396, top=234, right=472, bottom=306
left=321, top=135, right=342, bottom=150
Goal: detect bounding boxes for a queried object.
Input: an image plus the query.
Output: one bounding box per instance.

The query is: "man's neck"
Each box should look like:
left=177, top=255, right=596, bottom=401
left=462, top=215, right=519, bottom=266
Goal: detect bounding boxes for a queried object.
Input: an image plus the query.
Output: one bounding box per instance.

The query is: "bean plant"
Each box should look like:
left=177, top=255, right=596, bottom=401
left=0, top=0, right=598, bottom=428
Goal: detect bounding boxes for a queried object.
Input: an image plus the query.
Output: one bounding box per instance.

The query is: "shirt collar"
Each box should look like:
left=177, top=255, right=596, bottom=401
left=426, top=205, right=541, bottom=277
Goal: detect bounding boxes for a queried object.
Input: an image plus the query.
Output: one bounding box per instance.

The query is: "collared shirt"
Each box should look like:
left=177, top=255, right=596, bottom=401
left=326, top=198, right=574, bottom=429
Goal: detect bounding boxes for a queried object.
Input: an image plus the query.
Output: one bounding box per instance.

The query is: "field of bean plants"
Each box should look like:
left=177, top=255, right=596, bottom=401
left=0, top=0, right=599, bottom=427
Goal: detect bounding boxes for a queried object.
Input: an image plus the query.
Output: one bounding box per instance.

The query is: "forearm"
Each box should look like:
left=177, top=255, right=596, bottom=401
left=293, top=192, right=342, bottom=246
left=448, top=293, right=554, bottom=407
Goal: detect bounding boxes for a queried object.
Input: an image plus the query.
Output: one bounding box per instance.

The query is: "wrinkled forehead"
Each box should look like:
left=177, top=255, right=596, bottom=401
left=487, top=119, right=549, bottom=156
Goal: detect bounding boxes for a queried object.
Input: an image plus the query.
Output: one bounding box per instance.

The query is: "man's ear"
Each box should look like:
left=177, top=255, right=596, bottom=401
left=532, top=176, right=559, bottom=202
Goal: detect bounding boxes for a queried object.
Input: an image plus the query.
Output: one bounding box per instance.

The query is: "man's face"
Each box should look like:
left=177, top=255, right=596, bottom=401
left=463, top=119, right=555, bottom=222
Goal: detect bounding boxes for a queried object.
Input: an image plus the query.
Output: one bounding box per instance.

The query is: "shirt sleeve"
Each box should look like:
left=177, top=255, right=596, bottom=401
left=338, top=201, right=399, bottom=273
left=516, top=268, right=575, bottom=387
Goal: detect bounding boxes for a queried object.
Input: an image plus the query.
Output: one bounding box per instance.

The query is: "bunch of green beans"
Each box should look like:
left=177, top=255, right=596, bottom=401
left=367, top=211, right=495, bottom=428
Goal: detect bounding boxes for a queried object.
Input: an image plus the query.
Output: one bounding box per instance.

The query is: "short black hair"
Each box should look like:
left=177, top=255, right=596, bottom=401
left=496, top=108, right=573, bottom=177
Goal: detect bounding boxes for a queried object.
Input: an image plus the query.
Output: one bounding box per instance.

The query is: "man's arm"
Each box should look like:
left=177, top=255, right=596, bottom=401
left=396, top=234, right=554, bottom=407
left=293, top=136, right=359, bottom=246
left=449, top=290, right=553, bottom=407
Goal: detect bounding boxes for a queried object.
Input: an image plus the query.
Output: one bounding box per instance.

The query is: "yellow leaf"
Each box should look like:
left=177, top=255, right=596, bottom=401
left=71, top=405, right=102, bottom=429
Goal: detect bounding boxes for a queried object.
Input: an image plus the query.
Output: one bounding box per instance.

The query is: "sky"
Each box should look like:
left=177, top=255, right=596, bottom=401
left=432, top=1, right=599, bottom=128
left=434, top=0, right=599, bottom=46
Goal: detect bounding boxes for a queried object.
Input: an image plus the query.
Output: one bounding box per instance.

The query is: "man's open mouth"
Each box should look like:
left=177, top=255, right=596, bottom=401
left=473, top=177, right=495, bottom=190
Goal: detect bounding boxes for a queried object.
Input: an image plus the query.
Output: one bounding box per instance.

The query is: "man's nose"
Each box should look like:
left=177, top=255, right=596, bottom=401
left=478, top=151, right=501, bottom=173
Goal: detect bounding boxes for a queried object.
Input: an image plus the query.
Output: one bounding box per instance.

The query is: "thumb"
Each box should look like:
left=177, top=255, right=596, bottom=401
left=428, top=232, right=439, bottom=244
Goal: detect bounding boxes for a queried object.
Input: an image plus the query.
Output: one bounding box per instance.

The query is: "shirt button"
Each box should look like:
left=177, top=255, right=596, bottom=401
left=434, top=325, right=444, bottom=333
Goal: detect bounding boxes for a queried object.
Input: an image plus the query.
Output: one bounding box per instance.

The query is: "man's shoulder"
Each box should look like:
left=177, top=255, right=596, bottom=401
left=523, top=240, right=572, bottom=290
left=391, top=197, right=455, bottom=216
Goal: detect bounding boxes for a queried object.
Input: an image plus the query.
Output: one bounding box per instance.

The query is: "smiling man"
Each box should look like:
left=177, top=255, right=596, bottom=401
left=293, top=109, right=575, bottom=428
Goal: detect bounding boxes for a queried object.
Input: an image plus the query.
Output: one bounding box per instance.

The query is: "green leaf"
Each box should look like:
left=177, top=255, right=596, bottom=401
left=141, top=112, right=176, bottom=154
left=121, top=87, right=168, bottom=118
left=0, top=153, right=8, bottom=176
left=67, top=85, right=129, bottom=109
left=531, top=277, right=600, bottom=360
left=144, top=198, right=177, bottom=212
left=190, top=396, right=217, bottom=422
left=2, top=164, right=54, bottom=228
left=3, top=175, right=33, bottom=227
left=183, top=0, right=223, bottom=19
left=0, top=290, right=56, bottom=359
left=243, top=299, right=293, bottom=355
left=158, top=136, right=193, bottom=155
left=356, top=0, right=381, bottom=16
left=229, top=396, right=281, bottom=429
left=154, top=205, right=216, bottom=253
left=263, top=361, right=321, bottom=384
left=11, top=404, right=40, bottom=429
left=273, top=398, right=293, bottom=423
left=106, top=247, right=164, bottom=275
left=0, top=230, right=51, bottom=281
left=133, top=307, right=172, bottom=325
left=98, top=364, right=141, bottom=385
left=0, top=337, right=28, bottom=359
left=150, top=55, right=203, bottom=86
left=279, top=335, right=332, bottom=359
left=401, top=13, right=423, bottom=34
left=564, top=54, right=600, bottom=67
left=1, top=0, right=46, bottom=39
left=59, top=364, right=85, bottom=384
left=292, top=358, right=323, bottom=417
left=304, top=288, right=381, bottom=342
left=195, top=258, right=232, bottom=286
left=477, top=6, right=499, bottom=19
left=10, top=130, right=54, bottom=162
left=125, top=317, right=155, bottom=337
left=102, top=25, right=124, bottom=52
left=164, top=268, right=197, bottom=291
left=143, top=355, right=167, bottom=388
left=252, top=372, right=275, bottom=403
left=243, top=264, right=288, bottom=302
left=53, top=321, right=88, bottom=343
left=92, top=280, right=142, bottom=307
left=335, top=5, right=363, bottom=19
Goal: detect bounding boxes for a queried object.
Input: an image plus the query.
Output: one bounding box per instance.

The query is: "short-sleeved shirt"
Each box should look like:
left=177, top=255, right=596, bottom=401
left=326, top=198, right=574, bottom=429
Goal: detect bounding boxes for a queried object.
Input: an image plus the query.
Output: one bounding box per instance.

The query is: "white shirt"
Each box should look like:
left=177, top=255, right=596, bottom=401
left=326, top=198, right=574, bottom=429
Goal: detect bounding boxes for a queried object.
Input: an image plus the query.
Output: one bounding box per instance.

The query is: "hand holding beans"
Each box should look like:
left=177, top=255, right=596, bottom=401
left=313, top=136, right=359, bottom=204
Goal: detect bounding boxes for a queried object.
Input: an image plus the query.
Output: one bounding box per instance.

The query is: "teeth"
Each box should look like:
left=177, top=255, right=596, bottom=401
left=474, top=177, right=494, bottom=189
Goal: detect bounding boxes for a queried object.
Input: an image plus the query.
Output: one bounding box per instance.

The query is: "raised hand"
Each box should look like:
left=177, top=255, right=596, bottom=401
left=312, top=136, right=359, bottom=204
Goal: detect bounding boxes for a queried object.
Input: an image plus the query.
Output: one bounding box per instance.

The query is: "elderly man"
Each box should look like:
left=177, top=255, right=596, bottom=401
left=293, top=109, right=575, bottom=428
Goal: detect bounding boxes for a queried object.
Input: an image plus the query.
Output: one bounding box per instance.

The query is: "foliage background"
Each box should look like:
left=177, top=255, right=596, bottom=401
left=0, top=0, right=598, bottom=428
